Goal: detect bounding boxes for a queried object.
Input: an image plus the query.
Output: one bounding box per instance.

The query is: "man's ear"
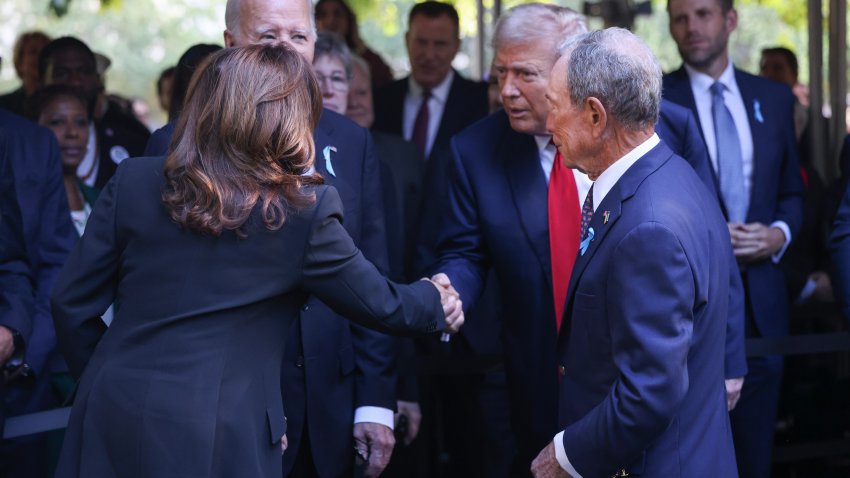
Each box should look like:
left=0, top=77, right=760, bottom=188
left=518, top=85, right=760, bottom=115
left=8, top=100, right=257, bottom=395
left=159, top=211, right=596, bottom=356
left=586, top=97, right=607, bottom=137
left=223, top=29, right=235, bottom=48
left=725, top=8, right=738, bottom=34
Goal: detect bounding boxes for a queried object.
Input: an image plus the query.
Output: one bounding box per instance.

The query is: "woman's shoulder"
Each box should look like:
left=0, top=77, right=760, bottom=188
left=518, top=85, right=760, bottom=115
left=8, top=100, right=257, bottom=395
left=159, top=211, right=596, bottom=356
left=113, top=156, right=167, bottom=184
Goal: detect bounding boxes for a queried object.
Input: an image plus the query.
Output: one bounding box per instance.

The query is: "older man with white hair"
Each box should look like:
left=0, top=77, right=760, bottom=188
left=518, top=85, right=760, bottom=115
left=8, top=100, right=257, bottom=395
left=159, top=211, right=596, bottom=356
left=425, top=3, right=744, bottom=474
left=529, top=28, right=737, bottom=478
left=225, top=1, right=399, bottom=477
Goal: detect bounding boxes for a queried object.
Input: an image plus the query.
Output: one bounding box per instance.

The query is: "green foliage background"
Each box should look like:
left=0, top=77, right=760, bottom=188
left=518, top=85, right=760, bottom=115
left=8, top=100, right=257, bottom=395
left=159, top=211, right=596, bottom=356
left=0, top=0, right=823, bottom=128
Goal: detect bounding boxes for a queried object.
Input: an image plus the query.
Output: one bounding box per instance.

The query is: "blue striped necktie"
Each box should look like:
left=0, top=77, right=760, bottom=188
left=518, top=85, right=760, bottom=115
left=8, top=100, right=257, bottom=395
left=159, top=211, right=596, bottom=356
left=710, top=81, right=748, bottom=222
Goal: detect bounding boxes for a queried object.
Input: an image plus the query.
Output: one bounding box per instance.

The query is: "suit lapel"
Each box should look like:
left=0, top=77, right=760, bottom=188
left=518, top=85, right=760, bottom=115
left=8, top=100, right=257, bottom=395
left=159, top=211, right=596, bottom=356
left=314, top=110, right=334, bottom=184
left=433, top=73, right=461, bottom=150
left=665, top=67, right=705, bottom=139
left=503, top=130, right=553, bottom=290
left=559, top=143, right=675, bottom=342
left=734, top=69, right=762, bottom=222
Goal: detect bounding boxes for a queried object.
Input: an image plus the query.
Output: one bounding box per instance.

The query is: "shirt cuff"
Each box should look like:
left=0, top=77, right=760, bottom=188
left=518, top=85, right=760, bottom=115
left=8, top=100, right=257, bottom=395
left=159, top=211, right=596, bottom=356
left=770, top=221, right=792, bottom=264
left=553, top=431, right=583, bottom=478
left=353, top=406, right=394, bottom=430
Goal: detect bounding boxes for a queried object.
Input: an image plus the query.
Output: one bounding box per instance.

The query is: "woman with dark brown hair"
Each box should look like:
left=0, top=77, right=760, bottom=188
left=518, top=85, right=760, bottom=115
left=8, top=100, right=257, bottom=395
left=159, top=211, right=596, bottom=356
left=50, top=44, right=462, bottom=478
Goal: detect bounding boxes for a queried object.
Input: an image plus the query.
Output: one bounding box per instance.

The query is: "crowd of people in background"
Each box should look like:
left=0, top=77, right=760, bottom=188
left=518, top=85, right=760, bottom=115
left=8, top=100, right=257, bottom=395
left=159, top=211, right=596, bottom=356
left=0, top=0, right=849, bottom=477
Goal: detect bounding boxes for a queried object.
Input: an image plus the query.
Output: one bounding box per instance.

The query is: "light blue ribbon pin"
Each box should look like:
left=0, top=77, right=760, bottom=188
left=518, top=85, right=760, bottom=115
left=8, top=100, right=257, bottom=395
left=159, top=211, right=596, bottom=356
left=579, top=227, right=595, bottom=256
left=753, top=99, right=764, bottom=124
left=323, top=145, right=337, bottom=177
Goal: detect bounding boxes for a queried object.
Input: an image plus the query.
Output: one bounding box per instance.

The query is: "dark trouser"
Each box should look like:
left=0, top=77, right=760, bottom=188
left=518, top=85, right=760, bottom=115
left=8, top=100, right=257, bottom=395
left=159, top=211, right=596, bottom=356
left=730, top=354, right=784, bottom=478
left=730, top=298, right=784, bottom=478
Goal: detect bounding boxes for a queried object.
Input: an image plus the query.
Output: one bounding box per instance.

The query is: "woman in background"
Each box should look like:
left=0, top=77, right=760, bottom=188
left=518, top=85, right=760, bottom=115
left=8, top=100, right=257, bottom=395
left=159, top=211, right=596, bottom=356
left=313, top=32, right=352, bottom=115
left=314, top=0, right=394, bottom=87
left=51, top=44, right=461, bottom=478
left=36, top=86, right=97, bottom=236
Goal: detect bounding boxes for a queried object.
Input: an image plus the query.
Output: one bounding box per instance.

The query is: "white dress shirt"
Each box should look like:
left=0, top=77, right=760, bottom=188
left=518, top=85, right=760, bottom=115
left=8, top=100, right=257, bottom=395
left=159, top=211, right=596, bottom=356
left=685, top=63, right=791, bottom=262
left=403, top=70, right=454, bottom=158
left=552, top=133, right=661, bottom=478
left=535, top=135, right=591, bottom=207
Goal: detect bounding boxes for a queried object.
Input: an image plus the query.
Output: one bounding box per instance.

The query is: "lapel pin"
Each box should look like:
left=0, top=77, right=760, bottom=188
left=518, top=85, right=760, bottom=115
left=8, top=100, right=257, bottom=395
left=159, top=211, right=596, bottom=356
left=322, top=145, right=337, bottom=177
left=603, top=211, right=610, bottom=224
left=753, top=99, right=764, bottom=124
left=580, top=227, right=595, bottom=256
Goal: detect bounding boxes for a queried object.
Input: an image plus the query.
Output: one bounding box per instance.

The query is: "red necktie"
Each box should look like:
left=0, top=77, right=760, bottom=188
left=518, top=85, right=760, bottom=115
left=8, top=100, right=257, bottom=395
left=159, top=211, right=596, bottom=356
left=411, top=90, right=431, bottom=157
left=548, top=148, right=580, bottom=333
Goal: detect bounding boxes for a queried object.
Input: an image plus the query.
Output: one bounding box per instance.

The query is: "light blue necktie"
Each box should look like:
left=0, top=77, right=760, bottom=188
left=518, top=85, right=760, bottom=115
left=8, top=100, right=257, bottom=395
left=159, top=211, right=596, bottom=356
left=711, top=81, right=748, bottom=223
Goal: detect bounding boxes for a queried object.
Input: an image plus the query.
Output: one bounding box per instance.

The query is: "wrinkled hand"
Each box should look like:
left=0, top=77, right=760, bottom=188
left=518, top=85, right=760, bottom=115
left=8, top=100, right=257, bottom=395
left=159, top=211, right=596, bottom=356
left=530, top=441, right=571, bottom=477
left=728, top=223, right=785, bottom=263
left=280, top=434, right=288, bottom=455
left=395, top=400, right=422, bottom=446
left=725, top=377, right=744, bottom=411
left=353, top=422, right=395, bottom=478
left=0, top=327, right=14, bottom=366
left=428, top=273, right=464, bottom=334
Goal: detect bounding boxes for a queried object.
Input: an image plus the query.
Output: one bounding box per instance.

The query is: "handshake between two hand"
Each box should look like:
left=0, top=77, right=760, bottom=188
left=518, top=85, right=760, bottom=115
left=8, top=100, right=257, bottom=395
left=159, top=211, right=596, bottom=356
left=425, top=273, right=464, bottom=335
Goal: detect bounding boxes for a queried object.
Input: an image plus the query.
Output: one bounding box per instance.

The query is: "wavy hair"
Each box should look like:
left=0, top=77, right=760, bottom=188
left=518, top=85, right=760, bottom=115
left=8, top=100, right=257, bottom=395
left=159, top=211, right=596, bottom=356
left=162, top=44, right=323, bottom=236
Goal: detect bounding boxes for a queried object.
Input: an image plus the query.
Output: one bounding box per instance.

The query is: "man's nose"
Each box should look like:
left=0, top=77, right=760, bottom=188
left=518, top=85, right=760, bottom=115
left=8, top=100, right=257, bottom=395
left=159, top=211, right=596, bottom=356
left=500, top=76, right=519, bottom=98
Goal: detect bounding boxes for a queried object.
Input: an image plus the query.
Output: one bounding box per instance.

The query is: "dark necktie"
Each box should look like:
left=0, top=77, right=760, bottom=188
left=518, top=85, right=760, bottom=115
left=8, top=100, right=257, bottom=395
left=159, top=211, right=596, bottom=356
left=548, top=147, right=580, bottom=332
left=710, top=81, right=748, bottom=222
left=411, top=89, right=431, bottom=157
left=580, top=183, right=594, bottom=241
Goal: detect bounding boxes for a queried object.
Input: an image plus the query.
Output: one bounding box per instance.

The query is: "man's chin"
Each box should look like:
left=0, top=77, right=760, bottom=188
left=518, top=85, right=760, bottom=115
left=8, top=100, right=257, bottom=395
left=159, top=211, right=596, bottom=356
left=507, top=117, right=542, bottom=136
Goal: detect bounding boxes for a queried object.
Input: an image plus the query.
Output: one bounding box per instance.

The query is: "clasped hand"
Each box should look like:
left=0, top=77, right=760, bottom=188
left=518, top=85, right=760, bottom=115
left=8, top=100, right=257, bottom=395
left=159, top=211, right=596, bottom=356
left=426, top=273, right=464, bottom=334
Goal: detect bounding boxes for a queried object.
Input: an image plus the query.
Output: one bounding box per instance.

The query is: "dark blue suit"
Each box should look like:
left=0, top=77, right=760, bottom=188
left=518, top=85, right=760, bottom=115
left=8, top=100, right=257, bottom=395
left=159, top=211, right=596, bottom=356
left=0, top=108, right=74, bottom=477
left=0, top=144, right=34, bottom=434
left=557, top=141, right=737, bottom=477
left=143, top=109, right=396, bottom=477
left=430, top=104, right=737, bottom=472
left=663, top=66, right=805, bottom=478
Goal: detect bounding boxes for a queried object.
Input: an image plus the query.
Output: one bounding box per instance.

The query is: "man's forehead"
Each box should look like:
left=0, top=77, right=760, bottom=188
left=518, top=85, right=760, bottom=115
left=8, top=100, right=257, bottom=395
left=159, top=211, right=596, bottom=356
left=240, top=0, right=310, bottom=27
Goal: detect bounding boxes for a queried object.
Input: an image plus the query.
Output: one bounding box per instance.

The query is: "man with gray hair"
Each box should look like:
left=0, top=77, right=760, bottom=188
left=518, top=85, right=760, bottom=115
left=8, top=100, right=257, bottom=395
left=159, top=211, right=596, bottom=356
left=529, top=28, right=736, bottom=477
left=224, top=1, right=400, bottom=477
left=425, top=2, right=743, bottom=474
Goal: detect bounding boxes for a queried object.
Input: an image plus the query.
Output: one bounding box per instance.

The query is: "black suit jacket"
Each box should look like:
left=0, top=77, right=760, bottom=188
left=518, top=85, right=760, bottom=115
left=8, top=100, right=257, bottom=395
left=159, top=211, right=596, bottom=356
left=282, top=109, right=398, bottom=477
left=50, top=157, right=442, bottom=478
left=372, top=71, right=489, bottom=163
left=133, top=110, right=399, bottom=477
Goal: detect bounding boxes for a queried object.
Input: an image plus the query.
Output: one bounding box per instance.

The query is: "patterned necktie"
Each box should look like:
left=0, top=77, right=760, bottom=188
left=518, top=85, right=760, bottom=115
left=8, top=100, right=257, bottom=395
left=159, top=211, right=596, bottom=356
left=548, top=147, right=580, bottom=332
left=710, top=81, right=748, bottom=222
left=411, top=89, right=431, bottom=157
left=580, top=183, right=594, bottom=240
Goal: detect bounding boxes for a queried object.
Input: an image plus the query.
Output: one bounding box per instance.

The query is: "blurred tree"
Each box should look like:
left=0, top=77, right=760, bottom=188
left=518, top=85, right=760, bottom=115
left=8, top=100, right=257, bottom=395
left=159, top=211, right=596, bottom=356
left=0, top=0, right=819, bottom=128
left=2, top=0, right=224, bottom=127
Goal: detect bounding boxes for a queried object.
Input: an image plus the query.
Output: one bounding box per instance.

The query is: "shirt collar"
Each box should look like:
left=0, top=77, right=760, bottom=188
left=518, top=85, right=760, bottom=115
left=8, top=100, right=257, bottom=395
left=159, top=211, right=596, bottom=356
left=684, top=61, right=738, bottom=96
left=408, top=69, right=455, bottom=104
left=591, top=133, right=660, bottom=211
left=534, top=134, right=553, bottom=154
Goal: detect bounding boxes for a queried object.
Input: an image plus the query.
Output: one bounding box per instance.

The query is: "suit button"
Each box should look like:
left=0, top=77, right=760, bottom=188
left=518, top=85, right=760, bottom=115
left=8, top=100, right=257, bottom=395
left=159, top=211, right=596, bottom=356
left=295, top=356, right=304, bottom=368
left=558, top=364, right=566, bottom=376
left=302, top=304, right=310, bottom=311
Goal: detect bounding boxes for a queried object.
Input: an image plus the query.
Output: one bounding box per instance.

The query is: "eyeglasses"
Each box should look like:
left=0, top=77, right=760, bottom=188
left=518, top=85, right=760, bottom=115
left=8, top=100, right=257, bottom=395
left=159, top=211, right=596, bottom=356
left=316, top=73, right=349, bottom=92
